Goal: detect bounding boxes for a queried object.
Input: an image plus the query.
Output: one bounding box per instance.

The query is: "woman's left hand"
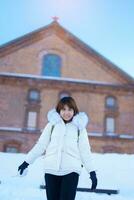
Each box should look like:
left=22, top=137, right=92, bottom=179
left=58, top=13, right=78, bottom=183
left=90, top=171, right=97, bottom=190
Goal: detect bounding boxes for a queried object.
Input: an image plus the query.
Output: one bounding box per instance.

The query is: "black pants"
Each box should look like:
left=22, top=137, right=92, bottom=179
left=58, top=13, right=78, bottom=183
left=45, top=172, right=79, bottom=200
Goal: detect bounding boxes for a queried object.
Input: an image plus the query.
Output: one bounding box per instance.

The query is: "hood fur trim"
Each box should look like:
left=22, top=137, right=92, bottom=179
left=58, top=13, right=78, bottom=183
left=72, top=112, right=89, bottom=130
left=47, top=109, right=62, bottom=125
left=47, top=109, right=89, bottom=130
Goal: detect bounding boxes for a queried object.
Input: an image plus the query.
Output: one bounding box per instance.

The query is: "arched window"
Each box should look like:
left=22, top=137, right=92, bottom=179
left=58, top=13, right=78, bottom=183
left=5, top=146, right=18, bottom=153
left=42, top=54, right=62, bottom=77
left=4, top=141, right=21, bottom=153
left=28, top=89, right=40, bottom=102
left=105, top=96, right=117, bottom=108
left=59, top=91, right=70, bottom=99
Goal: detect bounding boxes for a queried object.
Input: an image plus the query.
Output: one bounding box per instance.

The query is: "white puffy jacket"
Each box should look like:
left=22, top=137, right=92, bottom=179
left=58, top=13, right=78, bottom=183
left=25, top=109, right=95, bottom=174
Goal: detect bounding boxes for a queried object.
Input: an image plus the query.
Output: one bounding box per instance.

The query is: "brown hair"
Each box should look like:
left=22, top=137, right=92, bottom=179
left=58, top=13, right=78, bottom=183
left=56, top=96, right=79, bottom=116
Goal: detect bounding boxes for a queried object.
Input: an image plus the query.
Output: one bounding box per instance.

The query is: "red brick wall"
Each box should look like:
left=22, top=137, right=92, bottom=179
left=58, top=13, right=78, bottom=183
left=0, top=35, right=126, bottom=84
left=0, top=80, right=133, bottom=153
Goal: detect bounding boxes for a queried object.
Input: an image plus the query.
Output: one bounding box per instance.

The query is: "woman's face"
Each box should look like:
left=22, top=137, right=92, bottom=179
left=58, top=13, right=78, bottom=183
left=60, top=104, right=74, bottom=122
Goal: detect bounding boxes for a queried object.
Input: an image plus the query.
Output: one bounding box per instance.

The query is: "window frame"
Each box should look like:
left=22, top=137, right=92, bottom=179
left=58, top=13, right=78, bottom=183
left=104, top=115, right=116, bottom=135
left=42, top=53, right=62, bottom=77
left=26, top=111, right=38, bottom=130
left=27, top=89, right=40, bottom=103
left=105, top=96, right=118, bottom=109
left=4, top=141, right=21, bottom=153
left=59, top=91, right=71, bottom=99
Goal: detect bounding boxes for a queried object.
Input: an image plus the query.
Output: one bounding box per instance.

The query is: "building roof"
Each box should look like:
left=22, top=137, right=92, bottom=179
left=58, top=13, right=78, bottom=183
left=0, top=72, right=133, bottom=92
left=0, top=21, right=134, bottom=83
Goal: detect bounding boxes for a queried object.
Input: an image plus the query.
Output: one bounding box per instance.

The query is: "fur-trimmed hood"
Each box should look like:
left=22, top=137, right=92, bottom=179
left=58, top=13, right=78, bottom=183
left=47, top=109, right=89, bottom=130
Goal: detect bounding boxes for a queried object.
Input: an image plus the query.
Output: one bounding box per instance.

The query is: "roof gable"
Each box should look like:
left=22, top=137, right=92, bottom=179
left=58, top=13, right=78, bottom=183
left=0, top=21, right=133, bottom=84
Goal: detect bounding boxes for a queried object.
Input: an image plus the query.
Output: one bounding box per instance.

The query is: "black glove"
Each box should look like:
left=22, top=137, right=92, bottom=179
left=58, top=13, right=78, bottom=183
left=90, top=171, right=97, bottom=190
left=18, top=161, right=29, bottom=175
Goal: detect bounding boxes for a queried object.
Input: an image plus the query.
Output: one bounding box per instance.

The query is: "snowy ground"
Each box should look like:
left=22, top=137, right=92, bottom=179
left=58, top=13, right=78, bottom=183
left=0, top=152, right=134, bottom=200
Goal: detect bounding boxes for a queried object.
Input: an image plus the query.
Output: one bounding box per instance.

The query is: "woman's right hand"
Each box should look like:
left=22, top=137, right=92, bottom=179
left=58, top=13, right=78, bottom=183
left=90, top=171, right=97, bottom=190
left=18, top=161, right=29, bottom=175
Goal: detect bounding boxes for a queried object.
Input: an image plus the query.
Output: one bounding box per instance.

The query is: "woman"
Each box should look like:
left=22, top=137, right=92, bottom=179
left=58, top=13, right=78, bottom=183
left=18, top=96, right=97, bottom=200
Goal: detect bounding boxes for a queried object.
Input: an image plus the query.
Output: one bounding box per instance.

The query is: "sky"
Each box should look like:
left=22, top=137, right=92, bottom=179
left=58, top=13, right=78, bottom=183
left=0, top=0, right=134, bottom=78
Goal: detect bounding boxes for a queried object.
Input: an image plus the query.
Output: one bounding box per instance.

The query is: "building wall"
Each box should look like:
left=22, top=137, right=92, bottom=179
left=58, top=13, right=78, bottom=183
left=0, top=35, right=126, bottom=84
left=0, top=84, right=26, bottom=128
left=1, top=81, right=134, bottom=134
left=117, top=94, right=134, bottom=135
left=0, top=80, right=134, bottom=153
left=91, top=137, right=134, bottom=154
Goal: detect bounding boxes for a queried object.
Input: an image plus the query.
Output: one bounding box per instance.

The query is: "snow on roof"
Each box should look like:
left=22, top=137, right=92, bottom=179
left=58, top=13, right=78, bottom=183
left=88, top=132, right=103, bottom=137
left=119, top=134, right=134, bottom=139
left=0, top=127, right=22, bottom=132
left=0, top=72, right=119, bottom=86
left=88, top=132, right=134, bottom=139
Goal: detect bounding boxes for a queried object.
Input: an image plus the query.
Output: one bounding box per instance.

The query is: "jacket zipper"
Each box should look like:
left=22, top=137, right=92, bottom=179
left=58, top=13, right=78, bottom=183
left=58, top=124, right=67, bottom=170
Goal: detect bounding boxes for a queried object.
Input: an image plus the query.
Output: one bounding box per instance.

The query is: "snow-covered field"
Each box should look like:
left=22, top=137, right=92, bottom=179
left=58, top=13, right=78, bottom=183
left=0, top=152, right=134, bottom=200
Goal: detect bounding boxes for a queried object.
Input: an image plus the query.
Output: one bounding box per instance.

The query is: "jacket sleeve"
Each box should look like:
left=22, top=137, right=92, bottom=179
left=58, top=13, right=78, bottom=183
left=25, top=123, right=52, bottom=164
left=78, top=128, right=96, bottom=173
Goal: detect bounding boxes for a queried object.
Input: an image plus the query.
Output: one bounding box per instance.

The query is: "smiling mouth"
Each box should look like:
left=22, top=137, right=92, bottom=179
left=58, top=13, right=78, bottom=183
left=64, top=116, right=72, bottom=120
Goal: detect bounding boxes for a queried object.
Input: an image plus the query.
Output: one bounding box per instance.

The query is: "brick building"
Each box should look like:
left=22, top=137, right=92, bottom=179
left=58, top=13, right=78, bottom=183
left=0, top=21, right=134, bottom=154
